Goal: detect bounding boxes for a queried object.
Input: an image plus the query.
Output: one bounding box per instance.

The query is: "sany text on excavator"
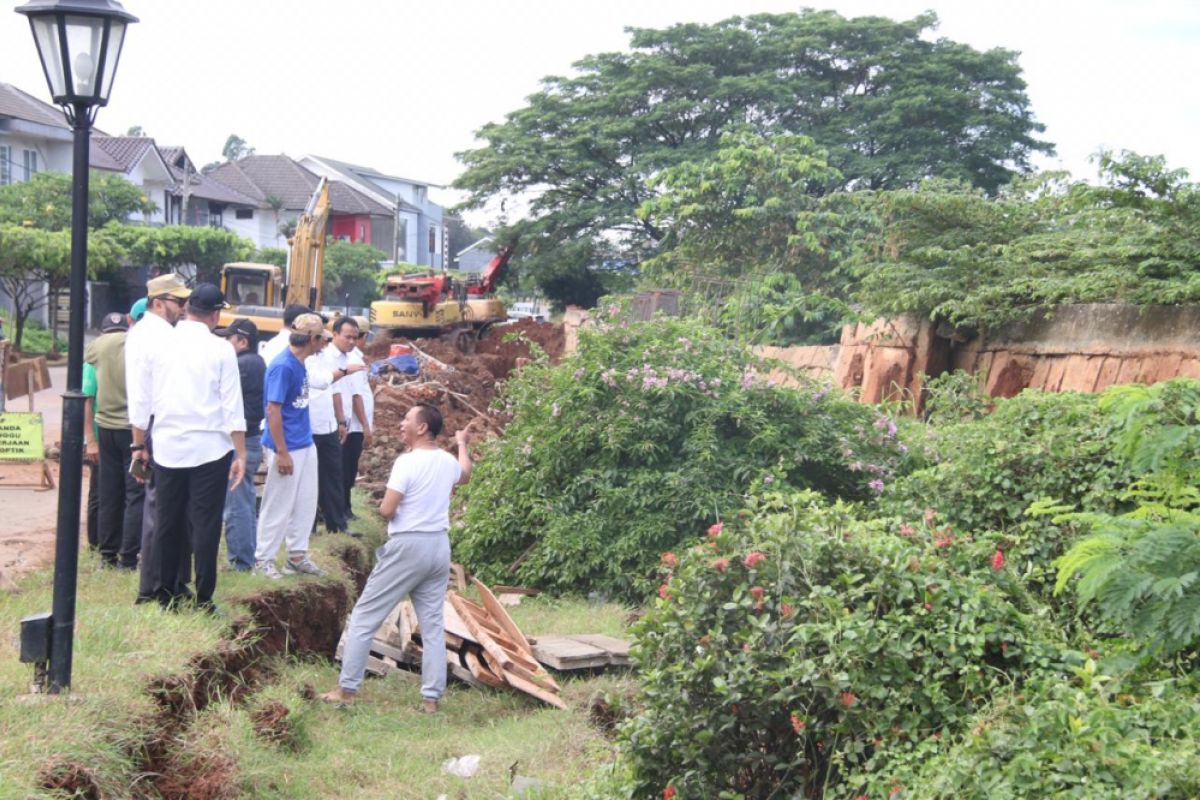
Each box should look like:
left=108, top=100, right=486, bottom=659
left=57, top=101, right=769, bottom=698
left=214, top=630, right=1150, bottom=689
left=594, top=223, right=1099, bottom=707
left=217, top=178, right=332, bottom=337
left=369, top=245, right=513, bottom=351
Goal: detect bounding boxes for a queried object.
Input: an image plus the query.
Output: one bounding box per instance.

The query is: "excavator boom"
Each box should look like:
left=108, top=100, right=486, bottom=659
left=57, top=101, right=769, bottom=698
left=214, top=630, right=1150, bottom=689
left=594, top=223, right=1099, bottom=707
left=284, top=178, right=331, bottom=309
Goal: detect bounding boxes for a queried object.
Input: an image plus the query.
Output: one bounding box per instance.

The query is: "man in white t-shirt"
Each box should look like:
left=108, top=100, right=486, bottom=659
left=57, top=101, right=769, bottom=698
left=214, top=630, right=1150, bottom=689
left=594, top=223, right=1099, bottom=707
left=323, top=404, right=472, bottom=712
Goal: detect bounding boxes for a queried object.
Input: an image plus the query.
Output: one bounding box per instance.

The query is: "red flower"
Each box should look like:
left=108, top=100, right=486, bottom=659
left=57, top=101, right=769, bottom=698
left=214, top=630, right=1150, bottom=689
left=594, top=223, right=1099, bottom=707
left=991, top=548, right=1005, bottom=571
left=839, top=691, right=857, bottom=708
left=781, top=603, right=796, bottom=619
left=923, top=602, right=933, bottom=611
left=890, top=785, right=904, bottom=798
left=898, top=523, right=916, bottom=537
left=750, top=586, right=765, bottom=601
left=707, top=521, right=724, bottom=537
left=661, top=551, right=678, bottom=568
left=743, top=551, right=767, bottom=569
left=663, top=786, right=676, bottom=800
left=790, top=713, right=806, bottom=734
left=711, top=558, right=730, bottom=573
left=658, top=583, right=670, bottom=599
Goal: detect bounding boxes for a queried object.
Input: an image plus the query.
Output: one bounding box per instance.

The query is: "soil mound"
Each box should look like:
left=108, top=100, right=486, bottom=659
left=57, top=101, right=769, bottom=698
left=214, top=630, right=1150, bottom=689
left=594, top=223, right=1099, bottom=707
left=357, top=321, right=565, bottom=497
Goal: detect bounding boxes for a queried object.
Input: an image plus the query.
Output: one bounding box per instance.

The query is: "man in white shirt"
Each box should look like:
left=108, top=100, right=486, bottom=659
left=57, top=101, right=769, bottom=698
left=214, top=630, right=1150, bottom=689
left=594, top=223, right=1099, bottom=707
left=308, top=317, right=358, bottom=533
left=127, top=273, right=190, bottom=605
left=340, top=317, right=373, bottom=517
left=131, top=283, right=247, bottom=612
left=259, top=304, right=313, bottom=366
left=323, top=404, right=472, bottom=712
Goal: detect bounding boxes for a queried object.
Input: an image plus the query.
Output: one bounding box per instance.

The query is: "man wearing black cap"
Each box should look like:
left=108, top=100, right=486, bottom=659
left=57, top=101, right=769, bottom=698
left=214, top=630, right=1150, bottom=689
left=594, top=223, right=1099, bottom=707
left=216, top=318, right=265, bottom=571
left=132, top=283, right=247, bottom=611
left=85, top=311, right=144, bottom=569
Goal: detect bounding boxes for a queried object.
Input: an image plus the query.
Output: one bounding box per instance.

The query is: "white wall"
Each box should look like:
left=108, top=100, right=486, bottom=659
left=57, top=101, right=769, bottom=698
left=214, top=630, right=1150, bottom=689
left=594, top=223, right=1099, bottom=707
left=0, top=131, right=70, bottom=184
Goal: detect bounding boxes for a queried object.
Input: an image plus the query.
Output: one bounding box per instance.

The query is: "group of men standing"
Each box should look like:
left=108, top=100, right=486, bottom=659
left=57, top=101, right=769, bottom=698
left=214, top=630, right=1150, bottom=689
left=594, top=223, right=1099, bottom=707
left=83, top=273, right=374, bottom=613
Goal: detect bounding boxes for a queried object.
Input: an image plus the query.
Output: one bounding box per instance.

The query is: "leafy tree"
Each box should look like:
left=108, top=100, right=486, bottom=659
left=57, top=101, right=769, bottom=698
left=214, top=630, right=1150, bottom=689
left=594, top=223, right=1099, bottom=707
left=444, top=214, right=490, bottom=268
left=323, top=238, right=387, bottom=308
left=455, top=9, right=1051, bottom=305
left=853, top=151, right=1200, bottom=332
left=0, top=225, right=121, bottom=349
left=221, top=134, right=255, bottom=162
left=252, top=247, right=288, bottom=268
left=0, top=171, right=155, bottom=230
left=125, top=125, right=145, bottom=137
left=106, top=224, right=255, bottom=284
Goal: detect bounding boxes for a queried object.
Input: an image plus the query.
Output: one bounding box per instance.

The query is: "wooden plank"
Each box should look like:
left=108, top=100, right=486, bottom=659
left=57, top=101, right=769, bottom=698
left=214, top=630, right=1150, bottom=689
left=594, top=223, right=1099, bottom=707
left=448, top=659, right=491, bottom=690
left=503, top=670, right=568, bottom=710
left=473, top=578, right=534, bottom=653
left=448, top=592, right=561, bottom=695
left=462, top=649, right=506, bottom=689
left=449, top=562, right=468, bottom=592
left=530, top=635, right=611, bottom=670
left=369, top=638, right=420, bottom=666
left=570, top=634, right=631, bottom=665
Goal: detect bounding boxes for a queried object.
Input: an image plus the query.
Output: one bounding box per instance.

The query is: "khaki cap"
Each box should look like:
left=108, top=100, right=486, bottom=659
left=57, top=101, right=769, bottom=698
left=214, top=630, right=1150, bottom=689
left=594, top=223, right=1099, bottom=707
left=351, top=315, right=369, bottom=332
left=146, top=273, right=191, bottom=299
left=290, top=313, right=332, bottom=339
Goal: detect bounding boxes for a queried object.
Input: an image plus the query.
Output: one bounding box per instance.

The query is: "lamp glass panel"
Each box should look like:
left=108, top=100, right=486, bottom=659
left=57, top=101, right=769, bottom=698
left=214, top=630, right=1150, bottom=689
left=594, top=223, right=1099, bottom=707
left=29, top=16, right=67, bottom=98
left=63, top=14, right=106, bottom=101
left=97, top=21, right=125, bottom=103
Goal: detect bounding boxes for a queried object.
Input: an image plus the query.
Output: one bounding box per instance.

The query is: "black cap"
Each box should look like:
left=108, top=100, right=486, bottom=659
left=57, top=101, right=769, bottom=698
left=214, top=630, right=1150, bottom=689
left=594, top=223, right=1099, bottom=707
left=215, top=317, right=259, bottom=344
left=283, top=304, right=312, bottom=326
left=187, top=283, right=229, bottom=313
left=100, top=312, right=128, bottom=332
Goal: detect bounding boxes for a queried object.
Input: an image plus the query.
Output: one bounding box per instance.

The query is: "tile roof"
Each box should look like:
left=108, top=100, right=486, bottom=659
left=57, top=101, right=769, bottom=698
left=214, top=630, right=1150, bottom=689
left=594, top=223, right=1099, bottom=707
left=206, top=154, right=391, bottom=216
left=157, top=146, right=259, bottom=207
left=307, top=154, right=442, bottom=189
left=92, top=136, right=156, bottom=171
left=0, top=82, right=69, bottom=129
left=88, top=141, right=125, bottom=171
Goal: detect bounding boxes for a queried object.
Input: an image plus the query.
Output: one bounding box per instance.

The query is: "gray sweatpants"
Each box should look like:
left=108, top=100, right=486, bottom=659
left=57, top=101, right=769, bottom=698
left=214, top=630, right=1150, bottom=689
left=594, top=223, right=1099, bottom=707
left=339, top=532, right=450, bottom=699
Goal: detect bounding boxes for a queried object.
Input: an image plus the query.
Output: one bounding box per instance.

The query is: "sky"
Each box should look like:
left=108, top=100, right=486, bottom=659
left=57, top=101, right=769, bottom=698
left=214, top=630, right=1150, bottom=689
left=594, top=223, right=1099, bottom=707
left=2, top=0, right=1197, bottom=222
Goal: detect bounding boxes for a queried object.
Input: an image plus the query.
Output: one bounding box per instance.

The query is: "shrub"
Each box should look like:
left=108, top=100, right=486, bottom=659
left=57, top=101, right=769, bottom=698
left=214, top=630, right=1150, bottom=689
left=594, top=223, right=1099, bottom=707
left=454, top=317, right=913, bottom=600
left=852, top=673, right=1200, bottom=799
left=615, top=491, right=1070, bottom=799
left=885, top=389, right=1125, bottom=535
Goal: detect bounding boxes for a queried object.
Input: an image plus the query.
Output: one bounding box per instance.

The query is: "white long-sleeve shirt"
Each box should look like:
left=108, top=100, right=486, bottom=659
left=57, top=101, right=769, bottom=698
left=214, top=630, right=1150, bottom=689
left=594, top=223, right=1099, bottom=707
left=141, top=320, right=246, bottom=468
left=342, top=348, right=373, bottom=434
left=125, top=310, right=174, bottom=432
left=305, top=345, right=348, bottom=435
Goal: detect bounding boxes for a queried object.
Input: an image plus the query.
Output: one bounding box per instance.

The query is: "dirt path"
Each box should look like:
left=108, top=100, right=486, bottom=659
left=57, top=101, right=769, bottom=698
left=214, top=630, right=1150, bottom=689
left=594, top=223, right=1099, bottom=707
left=0, top=365, right=85, bottom=588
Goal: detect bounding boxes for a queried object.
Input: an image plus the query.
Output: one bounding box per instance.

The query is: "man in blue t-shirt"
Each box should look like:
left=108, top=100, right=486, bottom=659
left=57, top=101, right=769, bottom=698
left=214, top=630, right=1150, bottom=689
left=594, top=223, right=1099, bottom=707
left=254, top=313, right=362, bottom=578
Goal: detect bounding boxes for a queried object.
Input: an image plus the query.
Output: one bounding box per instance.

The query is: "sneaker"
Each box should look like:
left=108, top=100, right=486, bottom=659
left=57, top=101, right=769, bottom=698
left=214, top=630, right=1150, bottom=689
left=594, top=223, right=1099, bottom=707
left=253, top=560, right=282, bottom=580
left=283, top=557, right=325, bottom=577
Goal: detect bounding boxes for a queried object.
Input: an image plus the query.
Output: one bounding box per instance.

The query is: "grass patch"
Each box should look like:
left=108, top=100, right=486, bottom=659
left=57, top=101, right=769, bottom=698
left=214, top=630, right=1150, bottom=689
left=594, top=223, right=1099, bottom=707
left=0, top=307, right=65, bottom=353
left=0, top=489, right=635, bottom=798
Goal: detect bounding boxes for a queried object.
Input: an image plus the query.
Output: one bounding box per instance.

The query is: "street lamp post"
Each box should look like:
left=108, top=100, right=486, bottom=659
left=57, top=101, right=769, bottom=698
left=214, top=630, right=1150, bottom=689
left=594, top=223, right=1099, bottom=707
left=14, top=0, right=137, bottom=693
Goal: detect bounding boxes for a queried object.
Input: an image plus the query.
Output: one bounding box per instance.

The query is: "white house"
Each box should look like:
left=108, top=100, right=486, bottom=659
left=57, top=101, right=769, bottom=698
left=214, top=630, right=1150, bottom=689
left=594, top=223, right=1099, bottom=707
left=299, top=155, right=444, bottom=268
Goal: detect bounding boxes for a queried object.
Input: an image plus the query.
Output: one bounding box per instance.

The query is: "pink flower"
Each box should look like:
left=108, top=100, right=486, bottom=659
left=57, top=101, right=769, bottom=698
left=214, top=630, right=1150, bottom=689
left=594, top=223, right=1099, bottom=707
left=661, top=552, right=678, bottom=568
left=743, top=551, right=767, bottom=569
left=707, top=521, right=724, bottom=537
left=711, top=558, right=730, bottom=573
left=750, top=586, right=765, bottom=601
left=898, top=523, right=916, bottom=537
left=781, top=603, right=796, bottom=619
left=991, top=549, right=1005, bottom=571
left=868, top=479, right=885, bottom=493
left=658, top=583, right=670, bottom=599
left=839, top=691, right=857, bottom=708
left=663, top=786, right=676, bottom=800
left=790, top=713, right=806, bottom=733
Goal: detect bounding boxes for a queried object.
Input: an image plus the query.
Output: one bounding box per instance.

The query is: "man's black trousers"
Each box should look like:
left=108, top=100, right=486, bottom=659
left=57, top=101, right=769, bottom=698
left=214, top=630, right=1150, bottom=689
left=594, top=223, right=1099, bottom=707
left=153, top=451, right=232, bottom=608
left=341, top=430, right=364, bottom=514
left=97, top=426, right=144, bottom=568
left=313, top=431, right=346, bottom=533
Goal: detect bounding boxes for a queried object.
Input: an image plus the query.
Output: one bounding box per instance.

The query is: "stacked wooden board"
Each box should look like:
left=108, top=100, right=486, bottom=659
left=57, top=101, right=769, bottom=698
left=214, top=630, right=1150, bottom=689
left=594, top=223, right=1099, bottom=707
left=337, top=578, right=566, bottom=709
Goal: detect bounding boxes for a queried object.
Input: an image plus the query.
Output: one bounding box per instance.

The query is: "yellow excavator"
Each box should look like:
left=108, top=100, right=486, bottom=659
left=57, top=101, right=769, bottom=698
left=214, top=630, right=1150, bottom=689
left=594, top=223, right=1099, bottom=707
left=217, top=178, right=331, bottom=335
left=369, top=245, right=512, bottom=350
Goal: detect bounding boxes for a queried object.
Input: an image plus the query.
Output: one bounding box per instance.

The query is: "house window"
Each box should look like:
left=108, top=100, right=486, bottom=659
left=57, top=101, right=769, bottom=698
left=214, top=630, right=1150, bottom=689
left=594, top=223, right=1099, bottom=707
left=22, top=149, right=38, bottom=180
left=0, top=145, right=10, bottom=185
left=235, top=208, right=253, bottom=220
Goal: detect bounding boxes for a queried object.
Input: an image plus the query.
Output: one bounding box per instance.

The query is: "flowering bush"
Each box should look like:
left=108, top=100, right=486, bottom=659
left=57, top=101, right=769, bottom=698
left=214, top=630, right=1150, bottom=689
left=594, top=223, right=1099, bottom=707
left=616, top=491, right=1069, bottom=799
left=454, top=317, right=914, bottom=599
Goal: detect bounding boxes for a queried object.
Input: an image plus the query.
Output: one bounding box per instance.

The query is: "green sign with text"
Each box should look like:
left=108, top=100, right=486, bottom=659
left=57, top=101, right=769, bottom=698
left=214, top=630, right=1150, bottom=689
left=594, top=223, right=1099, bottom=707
left=0, top=413, right=44, bottom=461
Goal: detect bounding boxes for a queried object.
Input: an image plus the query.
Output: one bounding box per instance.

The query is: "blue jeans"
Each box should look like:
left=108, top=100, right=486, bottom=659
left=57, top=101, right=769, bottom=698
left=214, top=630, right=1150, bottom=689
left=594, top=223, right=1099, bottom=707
left=222, top=434, right=261, bottom=571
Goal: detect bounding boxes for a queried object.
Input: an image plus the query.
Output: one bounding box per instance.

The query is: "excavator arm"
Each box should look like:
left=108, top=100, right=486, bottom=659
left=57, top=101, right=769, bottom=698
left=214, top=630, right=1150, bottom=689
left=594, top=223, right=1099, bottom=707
left=471, top=245, right=514, bottom=296
left=283, top=178, right=331, bottom=309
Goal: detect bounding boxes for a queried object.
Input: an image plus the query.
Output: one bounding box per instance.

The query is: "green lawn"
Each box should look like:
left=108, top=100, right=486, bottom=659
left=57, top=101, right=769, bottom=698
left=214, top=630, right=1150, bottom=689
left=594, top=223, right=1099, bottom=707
left=0, top=491, right=633, bottom=799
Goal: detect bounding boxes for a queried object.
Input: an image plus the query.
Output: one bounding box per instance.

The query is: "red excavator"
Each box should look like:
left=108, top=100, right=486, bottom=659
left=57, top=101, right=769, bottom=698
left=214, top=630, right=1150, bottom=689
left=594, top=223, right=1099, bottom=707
left=369, top=246, right=514, bottom=350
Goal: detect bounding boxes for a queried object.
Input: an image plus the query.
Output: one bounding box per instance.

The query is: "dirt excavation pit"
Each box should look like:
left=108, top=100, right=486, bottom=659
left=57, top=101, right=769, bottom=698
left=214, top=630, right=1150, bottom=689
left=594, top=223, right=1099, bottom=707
left=36, top=553, right=359, bottom=800
left=359, top=320, right=565, bottom=497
